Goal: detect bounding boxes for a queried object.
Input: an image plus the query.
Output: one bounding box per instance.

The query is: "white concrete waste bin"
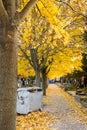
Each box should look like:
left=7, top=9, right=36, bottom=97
left=17, top=87, right=43, bottom=114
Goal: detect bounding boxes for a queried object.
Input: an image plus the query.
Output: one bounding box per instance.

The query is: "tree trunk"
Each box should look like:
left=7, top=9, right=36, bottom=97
left=0, top=22, right=17, bottom=130
left=35, top=70, right=40, bottom=87
left=0, top=0, right=38, bottom=130
left=42, top=72, right=48, bottom=95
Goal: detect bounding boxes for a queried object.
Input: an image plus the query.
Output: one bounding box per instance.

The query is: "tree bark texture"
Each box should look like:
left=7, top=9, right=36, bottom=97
left=0, top=22, right=17, bottom=130
left=35, top=70, right=40, bottom=87
left=42, top=72, right=48, bottom=95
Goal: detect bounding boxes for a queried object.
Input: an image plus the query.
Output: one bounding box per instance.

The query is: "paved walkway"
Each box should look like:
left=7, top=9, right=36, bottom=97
left=43, top=84, right=87, bottom=130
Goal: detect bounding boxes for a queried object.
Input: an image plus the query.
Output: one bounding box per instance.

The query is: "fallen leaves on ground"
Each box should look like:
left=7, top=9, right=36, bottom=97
left=46, top=84, right=87, bottom=126
left=58, top=87, right=87, bottom=124
left=16, top=110, right=59, bottom=130
left=16, top=84, right=87, bottom=130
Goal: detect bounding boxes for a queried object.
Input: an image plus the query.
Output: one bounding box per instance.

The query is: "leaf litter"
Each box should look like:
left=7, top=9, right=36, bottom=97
left=16, top=84, right=87, bottom=130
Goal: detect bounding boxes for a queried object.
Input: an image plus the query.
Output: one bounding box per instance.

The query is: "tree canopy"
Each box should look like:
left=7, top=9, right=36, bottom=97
left=18, top=0, right=87, bottom=79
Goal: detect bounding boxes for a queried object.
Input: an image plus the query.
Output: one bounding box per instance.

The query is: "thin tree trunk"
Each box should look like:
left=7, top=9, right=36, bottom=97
left=35, top=70, right=40, bottom=87
left=0, top=23, right=17, bottom=130
left=42, top=72, right=48, bottom=95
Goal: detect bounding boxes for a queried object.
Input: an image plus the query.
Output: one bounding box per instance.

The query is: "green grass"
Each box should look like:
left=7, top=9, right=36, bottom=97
left=80, top=97, right=87, bottom=103
left=64, top=84, right=77, bottom=91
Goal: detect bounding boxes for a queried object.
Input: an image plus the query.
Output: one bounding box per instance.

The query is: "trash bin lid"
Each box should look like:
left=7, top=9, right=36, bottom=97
left=17, top=87, right=42, bottom=93
left=17, top=87, right=32, bottom=92
left=32, top=86, right=42, bottom=91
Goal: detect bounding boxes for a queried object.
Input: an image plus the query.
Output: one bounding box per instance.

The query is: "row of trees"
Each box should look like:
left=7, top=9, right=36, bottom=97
left=0, top=0, right=87, bottom=130
left=62, top=53, right=87, bottom=88
left=18, top=9, right=69, bottom=95
left=18, top=0, right=87, bottom=95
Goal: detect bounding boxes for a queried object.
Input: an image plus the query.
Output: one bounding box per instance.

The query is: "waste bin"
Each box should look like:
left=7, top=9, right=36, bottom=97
left=16, top=87, right=43, bottom=114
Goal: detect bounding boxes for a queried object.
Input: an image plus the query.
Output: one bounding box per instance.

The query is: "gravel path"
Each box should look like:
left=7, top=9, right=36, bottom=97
left=43, top=84, right=87, bottom=130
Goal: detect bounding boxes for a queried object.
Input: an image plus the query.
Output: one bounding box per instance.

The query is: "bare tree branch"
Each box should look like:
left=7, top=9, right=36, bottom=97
left=19, top=45, right=33, bottom=67
left=36, top=4, right=42, bottom=16
left=0, top=0, right=9, bottom=21
left=56, top=0, right=76, bottom=12
left=16, top=0, right=38, bottom=21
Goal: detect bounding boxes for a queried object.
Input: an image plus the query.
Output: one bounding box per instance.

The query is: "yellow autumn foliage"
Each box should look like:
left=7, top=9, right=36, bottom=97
left=16, top=111, right=58, bottom=130
left=18, top=0, right=87, bottom=78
